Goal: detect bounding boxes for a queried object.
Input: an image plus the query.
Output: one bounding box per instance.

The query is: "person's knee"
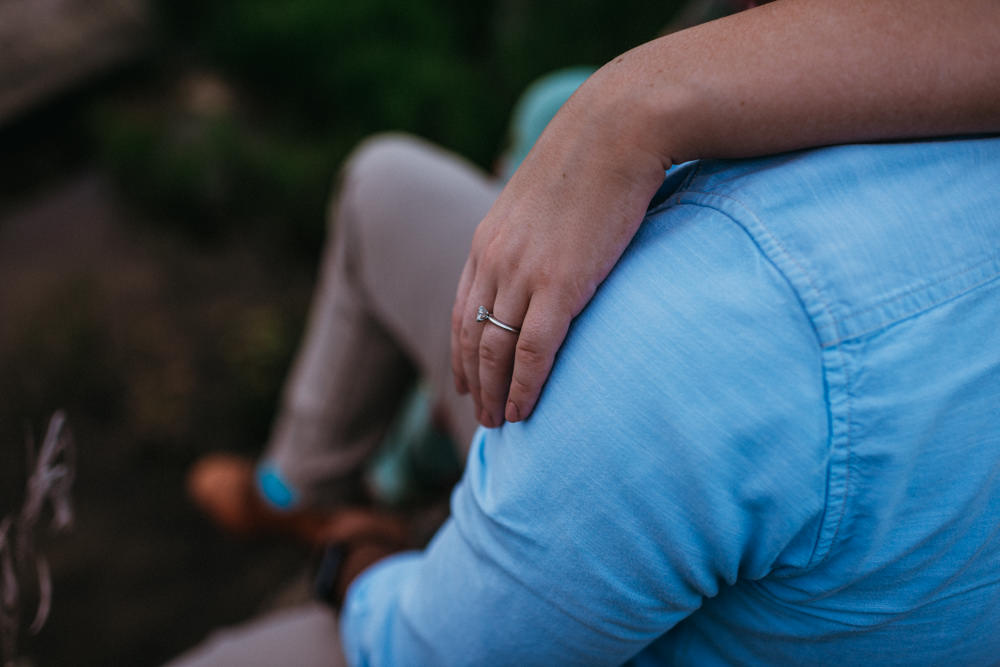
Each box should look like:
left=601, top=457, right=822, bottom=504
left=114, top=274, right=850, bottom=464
left=343, top=132, right=430, bottom=197
left=329, top=133, right=437, bottom=240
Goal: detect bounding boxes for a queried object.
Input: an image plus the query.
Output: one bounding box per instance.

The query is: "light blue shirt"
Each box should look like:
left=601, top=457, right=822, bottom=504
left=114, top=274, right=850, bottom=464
left=341, top=136, right=1000, bottom=665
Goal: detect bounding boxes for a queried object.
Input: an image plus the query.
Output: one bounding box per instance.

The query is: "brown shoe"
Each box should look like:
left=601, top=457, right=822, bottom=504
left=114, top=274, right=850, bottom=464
left=186, top=453, right=390, bottom=547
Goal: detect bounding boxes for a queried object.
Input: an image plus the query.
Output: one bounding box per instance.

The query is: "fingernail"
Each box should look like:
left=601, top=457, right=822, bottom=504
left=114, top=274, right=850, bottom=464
left=480, top=408, right=494, bottom=428
left=505, top=400, right=520, bottom=422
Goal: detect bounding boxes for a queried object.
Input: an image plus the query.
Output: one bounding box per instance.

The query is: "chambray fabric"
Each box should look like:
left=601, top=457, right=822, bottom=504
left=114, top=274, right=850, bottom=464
left=341, top=136, right=1000, bottom=666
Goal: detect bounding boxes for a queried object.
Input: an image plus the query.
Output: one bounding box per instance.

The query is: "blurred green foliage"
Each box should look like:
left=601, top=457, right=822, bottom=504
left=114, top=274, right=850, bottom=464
left=93, top=104, right=333, bottom=248
left=0, top=281, right=125, bottom=429
left=93, top=0, right=681, bottom=253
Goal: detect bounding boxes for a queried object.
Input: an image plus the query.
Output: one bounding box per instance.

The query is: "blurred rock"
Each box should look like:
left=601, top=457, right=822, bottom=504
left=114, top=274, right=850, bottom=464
left=0, top=0, right=149, bottom=123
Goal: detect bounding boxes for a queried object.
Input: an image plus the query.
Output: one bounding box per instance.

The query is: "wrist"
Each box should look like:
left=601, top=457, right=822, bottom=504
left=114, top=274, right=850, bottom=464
left=334, top=540, right=403, bottom=607
left=315, top=539, right=404, bottom=609
left=552, top=64, right=677, bottom=205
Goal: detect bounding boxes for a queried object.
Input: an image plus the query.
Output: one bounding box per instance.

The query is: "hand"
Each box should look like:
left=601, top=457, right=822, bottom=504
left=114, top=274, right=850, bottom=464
left=320, top=507, right=410, bottom=606
left=450, top=70, right=669, bottom=427
left=334, top=540, right=405, bottom=606
left=318, top=507, right=409, bottom=546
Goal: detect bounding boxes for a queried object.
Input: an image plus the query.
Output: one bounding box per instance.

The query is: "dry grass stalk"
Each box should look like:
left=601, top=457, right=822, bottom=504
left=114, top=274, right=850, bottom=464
left=0, top=411, right=74, bottom=667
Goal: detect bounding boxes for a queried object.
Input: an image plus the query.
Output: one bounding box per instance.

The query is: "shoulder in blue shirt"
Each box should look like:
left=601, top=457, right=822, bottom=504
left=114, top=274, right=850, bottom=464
left=342, top=136, right=1000, bottom=666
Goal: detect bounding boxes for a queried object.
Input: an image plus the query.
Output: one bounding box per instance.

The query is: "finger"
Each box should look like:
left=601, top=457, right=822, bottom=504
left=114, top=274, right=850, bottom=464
left=504, top=290, right=574, bottom=423
left=477, top=290, right=528, bottom=428
left=460, top=279, right=495, bottom=423
left=450, top=259, right=475, bottom=394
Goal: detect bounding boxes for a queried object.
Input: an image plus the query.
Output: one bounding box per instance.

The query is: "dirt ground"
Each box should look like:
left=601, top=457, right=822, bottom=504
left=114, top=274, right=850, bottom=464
left=0, top=169, right=320, bottom=666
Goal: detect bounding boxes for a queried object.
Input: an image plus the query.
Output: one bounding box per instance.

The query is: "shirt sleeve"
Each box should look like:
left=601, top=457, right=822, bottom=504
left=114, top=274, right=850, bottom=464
left=340, top=201, right=830, bottom=666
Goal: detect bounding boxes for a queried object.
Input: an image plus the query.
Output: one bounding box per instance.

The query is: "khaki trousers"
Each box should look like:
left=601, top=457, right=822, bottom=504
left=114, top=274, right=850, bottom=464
left=263, top=133, right=500, bottom=506
left=170, top=135, right=500, bottom=666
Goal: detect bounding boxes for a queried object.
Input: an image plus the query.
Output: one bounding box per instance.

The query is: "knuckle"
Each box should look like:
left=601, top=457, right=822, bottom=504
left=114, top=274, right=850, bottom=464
left=509, top=371, right=535, bottom=395
left=459, top=325, right=478, bottom=350
left=478, top=338, right=506, bottom=368
left=494, top=251, right=518, bottom=275
left=515, top=337, right=547, bottom=368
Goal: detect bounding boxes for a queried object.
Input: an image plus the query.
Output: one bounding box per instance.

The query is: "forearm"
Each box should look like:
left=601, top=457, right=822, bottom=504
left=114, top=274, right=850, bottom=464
left=451, top=0, right=999, bottom=428
left=576, top=0, right=1000, bottom=169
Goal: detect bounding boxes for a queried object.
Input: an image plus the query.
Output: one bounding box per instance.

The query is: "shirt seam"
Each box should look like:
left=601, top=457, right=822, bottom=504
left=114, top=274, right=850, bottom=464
left=822, top=254, right=1000, bottom=346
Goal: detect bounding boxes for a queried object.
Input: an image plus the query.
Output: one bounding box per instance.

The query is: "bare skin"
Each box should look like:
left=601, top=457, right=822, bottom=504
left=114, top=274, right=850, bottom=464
left=451, top=0, right=1000, bottom=428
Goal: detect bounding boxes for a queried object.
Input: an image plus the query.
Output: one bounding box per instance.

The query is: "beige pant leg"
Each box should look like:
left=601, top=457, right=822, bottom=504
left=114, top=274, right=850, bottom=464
left=164, top=602, right=346, bottom=667
left=262, top=134, right=499, bottom=506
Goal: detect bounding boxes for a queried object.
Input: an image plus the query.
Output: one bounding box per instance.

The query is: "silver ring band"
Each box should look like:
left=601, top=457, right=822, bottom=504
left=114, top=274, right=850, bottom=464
left=476, top=305, right=520, bottom=334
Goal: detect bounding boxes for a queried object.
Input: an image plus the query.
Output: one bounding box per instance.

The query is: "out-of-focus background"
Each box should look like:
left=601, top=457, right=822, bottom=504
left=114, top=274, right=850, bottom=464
left=0, top=0, right=703, bottom=664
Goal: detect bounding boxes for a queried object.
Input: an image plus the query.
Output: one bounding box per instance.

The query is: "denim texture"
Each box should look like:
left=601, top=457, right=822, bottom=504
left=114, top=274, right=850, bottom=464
left=342, top=136, right=1000, bottom=665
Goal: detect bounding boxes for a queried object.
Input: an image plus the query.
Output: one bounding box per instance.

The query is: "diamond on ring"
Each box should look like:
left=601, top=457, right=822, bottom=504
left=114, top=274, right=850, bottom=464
left=475, top=305, right=520, bottom=334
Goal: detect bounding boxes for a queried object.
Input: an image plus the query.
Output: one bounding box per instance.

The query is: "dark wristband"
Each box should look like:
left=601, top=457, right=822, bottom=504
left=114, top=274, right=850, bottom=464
left=313, top=542, right=348, bottom=609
